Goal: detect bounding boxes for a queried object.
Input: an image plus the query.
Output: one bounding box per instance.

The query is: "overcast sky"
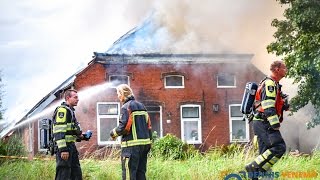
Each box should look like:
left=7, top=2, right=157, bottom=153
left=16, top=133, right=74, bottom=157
left=0, top=0, right=152, bottom=123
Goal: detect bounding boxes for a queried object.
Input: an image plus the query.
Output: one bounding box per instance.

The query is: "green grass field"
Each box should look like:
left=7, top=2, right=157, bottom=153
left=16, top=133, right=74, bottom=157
left=0, top=149, right=319, bottom=180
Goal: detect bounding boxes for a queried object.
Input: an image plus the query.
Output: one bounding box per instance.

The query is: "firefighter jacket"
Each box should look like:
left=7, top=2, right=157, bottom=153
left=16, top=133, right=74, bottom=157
left=110, top=96, right=152, bottom=148
left=53, top=102, right=82, bottom=152
left=254, top=77, right=286, bottom=129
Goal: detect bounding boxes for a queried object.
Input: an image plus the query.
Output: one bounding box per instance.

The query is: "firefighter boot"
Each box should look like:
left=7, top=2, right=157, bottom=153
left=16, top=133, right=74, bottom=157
left=245, top=161, right=261, bottom=180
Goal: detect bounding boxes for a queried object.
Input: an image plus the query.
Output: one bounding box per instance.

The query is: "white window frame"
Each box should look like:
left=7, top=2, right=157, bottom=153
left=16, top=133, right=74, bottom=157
left=217, top=74, right=236, bottom=88
left=229, top=104, right=250, bottom=143
left=97, top=102, right=121, bottom=145
left=109, top=75, right=130, bottom=88
left=180, top=104, right=202, bottom=144
left=164, top=75, right=185, bottom=88
left=146, top=106, right=163, bottom=138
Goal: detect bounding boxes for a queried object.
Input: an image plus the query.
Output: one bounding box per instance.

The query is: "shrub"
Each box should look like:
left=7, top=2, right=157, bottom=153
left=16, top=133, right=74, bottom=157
left=0, top=139, right=6, bottom=155
left=150, top=134, right=199, bottom=160
left=0, top=135, right=27, bottom=156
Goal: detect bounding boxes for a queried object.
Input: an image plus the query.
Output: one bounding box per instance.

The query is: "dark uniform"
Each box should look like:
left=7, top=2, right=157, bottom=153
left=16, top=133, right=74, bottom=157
left=53, top=102, right=83, bottom=180
left=246, top=77, right=287, bottom=177
left=110, top=96, right=152, bottom=180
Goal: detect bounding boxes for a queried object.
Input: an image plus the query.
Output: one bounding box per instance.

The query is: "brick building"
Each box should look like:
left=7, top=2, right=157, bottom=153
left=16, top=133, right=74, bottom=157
left=6, top=53, right=265, bottom=155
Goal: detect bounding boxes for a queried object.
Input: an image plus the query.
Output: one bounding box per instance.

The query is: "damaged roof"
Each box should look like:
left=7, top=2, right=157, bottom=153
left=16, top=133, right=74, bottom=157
left=93, top=53, right=254, bottom=65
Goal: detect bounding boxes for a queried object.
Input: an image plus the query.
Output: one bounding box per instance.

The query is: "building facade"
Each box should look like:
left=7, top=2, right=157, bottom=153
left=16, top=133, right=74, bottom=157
left=14, top=53, right=266, bottom=155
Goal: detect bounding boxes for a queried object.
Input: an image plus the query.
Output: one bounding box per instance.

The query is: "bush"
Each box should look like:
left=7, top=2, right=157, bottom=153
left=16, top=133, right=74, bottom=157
left=0, top=139, right=6, bottom=155
left=0, top=135, right=27, bottom=156
left=150, top=134, right=199, bottom=160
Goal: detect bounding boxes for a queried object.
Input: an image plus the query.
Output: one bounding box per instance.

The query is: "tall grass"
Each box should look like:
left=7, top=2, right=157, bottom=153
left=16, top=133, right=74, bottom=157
left=0, top=159, right=55, bottom=180
left=81, top=159, right=121, bottom=179
left=0, top=147, right=319, bottom=179
left=0, top=134, right=318, bottom=179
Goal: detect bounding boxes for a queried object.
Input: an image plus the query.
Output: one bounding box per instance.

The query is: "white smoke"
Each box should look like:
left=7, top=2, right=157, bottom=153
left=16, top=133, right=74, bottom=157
left=117, top=0, right=320, bottom=153
left=113, top=0, right=285, bottom=70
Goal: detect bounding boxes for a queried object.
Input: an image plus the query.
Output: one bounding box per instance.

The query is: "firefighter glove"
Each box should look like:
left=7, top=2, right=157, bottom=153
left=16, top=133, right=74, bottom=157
left=282, top=94, right=290, bottom=111
left=283, top=102, right=290, bottom=111
left=110, top=128, right=118, bottom=139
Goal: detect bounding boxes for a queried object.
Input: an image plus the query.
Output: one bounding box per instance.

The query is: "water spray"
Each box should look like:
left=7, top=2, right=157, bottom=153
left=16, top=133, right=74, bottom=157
left=10, top=82, right=116, bottom=133
left=14, top=100, right=62, bottom=130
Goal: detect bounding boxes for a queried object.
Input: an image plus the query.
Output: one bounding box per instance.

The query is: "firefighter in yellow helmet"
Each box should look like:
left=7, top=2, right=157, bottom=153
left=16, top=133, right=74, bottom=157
left=110, top=84, right=152, bottom=180
left=53, top=89, right=92, bottom=180
left=245, top=60, right=289, bottom=179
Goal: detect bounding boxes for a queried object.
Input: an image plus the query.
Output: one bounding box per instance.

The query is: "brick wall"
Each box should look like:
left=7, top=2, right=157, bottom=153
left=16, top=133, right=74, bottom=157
left=70, top=61, right=265, bottom=153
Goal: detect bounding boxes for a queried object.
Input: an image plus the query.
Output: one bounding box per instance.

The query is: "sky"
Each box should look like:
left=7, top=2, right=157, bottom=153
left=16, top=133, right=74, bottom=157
left=0, top=0, right=153, bottom=124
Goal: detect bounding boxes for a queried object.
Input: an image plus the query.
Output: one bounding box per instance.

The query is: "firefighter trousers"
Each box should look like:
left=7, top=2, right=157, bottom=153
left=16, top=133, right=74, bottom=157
left=252, top=120, right=286, bottom=171
left=55, top=143, right=82, bottom=180
left=121, top=144, right=151, bottom=180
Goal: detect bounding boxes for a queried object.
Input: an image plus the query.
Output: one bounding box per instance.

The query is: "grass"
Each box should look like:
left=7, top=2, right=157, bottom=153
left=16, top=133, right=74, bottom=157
left=0, top=159, right=55, bottom=180
left=0, top=148, right=319, bottom=180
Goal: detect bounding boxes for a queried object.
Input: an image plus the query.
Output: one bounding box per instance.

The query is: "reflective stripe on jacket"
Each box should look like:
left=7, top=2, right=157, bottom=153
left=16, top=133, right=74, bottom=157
left=112, top=96, right=152, bottom=147
left=53, top=102, right=80, bottom=152
left=254, top=77, right=285, bottom=128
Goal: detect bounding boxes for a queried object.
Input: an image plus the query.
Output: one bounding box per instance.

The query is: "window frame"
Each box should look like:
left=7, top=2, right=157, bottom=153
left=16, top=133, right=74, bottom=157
left=97, top=102, right=121, bottom=145
left=229, top=104, right=250, bottom=143
left=109, top=75, right=130, bottom=88
left=164, top=75, right=185, bottom=89
left=146, top=105, right=163, bottom=138
left=217, top=73, right=236, bottom=88
left=180, top=104, right=202, bottom=144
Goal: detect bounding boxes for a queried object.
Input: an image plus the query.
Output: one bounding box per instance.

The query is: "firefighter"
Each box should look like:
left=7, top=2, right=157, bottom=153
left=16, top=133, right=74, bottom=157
left=110, top=84, right=152, bottom=180
left=53, top=89, right=92, bottom=180
left=245, top=60, right=289, bottom=179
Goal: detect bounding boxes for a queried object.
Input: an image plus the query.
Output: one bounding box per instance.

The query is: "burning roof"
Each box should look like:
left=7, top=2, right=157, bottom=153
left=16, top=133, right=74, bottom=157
left=106, top=16, right=169, bottom=54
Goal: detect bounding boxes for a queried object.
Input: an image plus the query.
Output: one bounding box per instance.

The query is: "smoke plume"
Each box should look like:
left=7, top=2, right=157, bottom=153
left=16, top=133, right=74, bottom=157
left=114, top=0, right=285, bottom=73
left=118, top=0, right=320, bottom=153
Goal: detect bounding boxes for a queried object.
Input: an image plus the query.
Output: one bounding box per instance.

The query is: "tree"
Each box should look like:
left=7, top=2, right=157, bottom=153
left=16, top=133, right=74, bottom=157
left=267, top=0, right=320, bottom=128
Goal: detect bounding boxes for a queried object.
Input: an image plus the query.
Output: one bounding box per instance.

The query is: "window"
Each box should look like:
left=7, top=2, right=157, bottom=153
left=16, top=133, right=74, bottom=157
left=229, top=104, right=249, bottom=142
left=165, top=75, right=184, bottom=88
left=181, top=104, right=202, bottom=144
left=97, top=102, right=120, bottom=145
left=217, top=74, right=236, bottom=88
left=146, top=106, right=163, bottom=138
left=109, top=75, right=129, bottom=87
left=38, top=119, right=51, bottom=151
